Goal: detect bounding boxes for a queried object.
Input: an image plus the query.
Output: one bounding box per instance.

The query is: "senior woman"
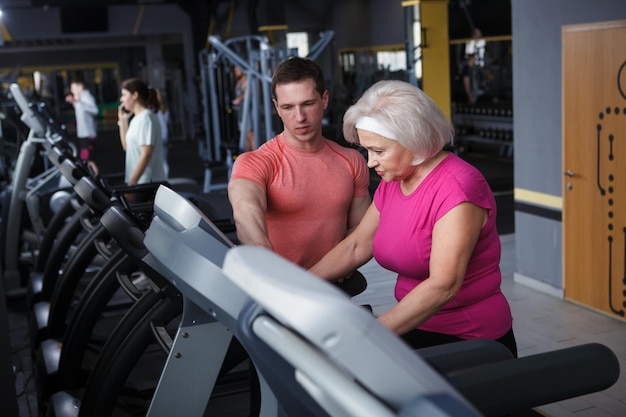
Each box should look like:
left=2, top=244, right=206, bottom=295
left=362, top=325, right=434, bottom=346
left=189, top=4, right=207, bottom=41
left=309, top=80, right=517, bottom=357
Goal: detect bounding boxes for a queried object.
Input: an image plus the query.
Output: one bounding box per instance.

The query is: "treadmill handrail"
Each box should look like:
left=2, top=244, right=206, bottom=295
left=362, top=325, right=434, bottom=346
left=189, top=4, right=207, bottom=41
left=252, top=314, right=397, bottom=417
left=222, top=245, right=473, bottom=409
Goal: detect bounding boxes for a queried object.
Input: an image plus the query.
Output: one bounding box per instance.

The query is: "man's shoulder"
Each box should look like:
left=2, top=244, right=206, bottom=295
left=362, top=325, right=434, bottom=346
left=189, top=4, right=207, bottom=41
left=231, top=138, right=281, bottom=178
left=240, top=136, right=281, bottom=160
left=323, top=139, right=366, bottom=162
left=325, top=138, right=356, bottom=152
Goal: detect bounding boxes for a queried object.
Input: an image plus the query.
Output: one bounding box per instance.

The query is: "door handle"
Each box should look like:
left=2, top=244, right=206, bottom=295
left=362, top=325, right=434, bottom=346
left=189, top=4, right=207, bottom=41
left=564, top=169, right=575, bottom=191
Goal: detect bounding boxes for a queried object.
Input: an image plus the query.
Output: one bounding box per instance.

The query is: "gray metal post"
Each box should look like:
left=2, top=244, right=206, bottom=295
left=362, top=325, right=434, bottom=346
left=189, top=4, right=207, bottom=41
left=259, top=41, right=275, bottom=142
left=198, top=50, right=213, bottom=161
left=146, top=301, right=232, bottom=417
left=3, top=130, right=41, bottom=291
left=404, top=5, right=418, bottom=86
left=207, top=51, right=222, bottom=162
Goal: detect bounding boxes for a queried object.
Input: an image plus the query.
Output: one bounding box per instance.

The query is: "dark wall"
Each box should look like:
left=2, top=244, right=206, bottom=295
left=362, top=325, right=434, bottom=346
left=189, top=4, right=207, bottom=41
left=449, top=0, right=512, bottom=39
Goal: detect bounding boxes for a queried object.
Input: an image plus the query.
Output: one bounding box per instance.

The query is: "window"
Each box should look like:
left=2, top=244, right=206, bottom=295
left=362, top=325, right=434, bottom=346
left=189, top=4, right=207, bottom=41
left=286, top=32, right=309, bottom=57
left=376, top=51, right=407, bottom=72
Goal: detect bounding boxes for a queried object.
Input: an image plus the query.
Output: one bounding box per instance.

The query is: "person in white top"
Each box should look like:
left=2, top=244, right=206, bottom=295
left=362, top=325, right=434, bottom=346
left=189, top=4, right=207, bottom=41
left=65, top=80, right=99, bottom=173
left=154, top=88, right=170, bottom=178
left=117, top=78, right=166, bottom=201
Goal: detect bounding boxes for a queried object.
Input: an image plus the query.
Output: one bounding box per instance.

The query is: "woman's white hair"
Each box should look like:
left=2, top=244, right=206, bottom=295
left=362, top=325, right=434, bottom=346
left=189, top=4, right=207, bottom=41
left=343, top=80, right=454, bottom=164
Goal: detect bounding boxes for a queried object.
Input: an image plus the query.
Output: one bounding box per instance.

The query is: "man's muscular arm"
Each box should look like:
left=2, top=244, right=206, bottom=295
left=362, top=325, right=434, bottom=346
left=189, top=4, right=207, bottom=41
left=346, top=195, right=371, bottom=235
left=228, top=178, right=273, bottom=250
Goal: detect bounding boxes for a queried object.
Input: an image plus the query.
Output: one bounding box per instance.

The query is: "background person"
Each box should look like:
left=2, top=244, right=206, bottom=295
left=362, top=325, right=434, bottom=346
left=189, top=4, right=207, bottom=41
left=465, top=27, right=486, bottom=67
left=65, top=79, right=99, bottom=173
left=117, top=78, right=166, bottom=196
left=461, top=52, right=481, bottom=105
left=154, top=88, right=170, bottom=178
left=231, top=65, right=256, bottom=152
left=309, top=80, right=517, bottom=357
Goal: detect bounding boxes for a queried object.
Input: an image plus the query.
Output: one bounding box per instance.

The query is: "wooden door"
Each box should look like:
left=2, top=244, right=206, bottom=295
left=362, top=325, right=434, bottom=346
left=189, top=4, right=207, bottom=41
left=563, top=20, right=626, bottom=321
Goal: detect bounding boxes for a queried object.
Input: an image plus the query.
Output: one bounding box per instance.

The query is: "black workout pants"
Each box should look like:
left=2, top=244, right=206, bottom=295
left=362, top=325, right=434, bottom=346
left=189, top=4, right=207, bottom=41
left=401, top=327, right=518, bottom=358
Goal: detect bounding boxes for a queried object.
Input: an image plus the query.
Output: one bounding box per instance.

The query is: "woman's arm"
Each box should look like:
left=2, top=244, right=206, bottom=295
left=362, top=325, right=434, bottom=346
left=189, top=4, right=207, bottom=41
left=309, top=202, right=380, bottom=282
left=232, top=77, right=247, bottom=106
left=128, top=144, right=154, bottom=185
left=377, top=202, right=487, bottom=334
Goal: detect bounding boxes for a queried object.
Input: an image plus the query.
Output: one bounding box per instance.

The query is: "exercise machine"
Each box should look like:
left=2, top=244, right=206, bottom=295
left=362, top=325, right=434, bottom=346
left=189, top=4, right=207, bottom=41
left=140, top=184, right=620, bottom=416
left=223, top=246, right=620, bottom=416
left=2, top=83, right=66, bottom=294
left=137, top=185, right=291, bottom=416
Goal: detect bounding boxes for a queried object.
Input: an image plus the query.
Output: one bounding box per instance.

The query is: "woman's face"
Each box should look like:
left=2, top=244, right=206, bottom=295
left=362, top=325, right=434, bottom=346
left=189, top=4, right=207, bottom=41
left=120, top=88, right=138, bottom=113
left=358, top=129, right=416, bottom=182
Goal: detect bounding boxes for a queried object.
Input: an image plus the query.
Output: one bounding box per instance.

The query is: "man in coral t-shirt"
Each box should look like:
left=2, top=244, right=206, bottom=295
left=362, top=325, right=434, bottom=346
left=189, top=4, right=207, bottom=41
left=228, top=57, right=370, bottom=270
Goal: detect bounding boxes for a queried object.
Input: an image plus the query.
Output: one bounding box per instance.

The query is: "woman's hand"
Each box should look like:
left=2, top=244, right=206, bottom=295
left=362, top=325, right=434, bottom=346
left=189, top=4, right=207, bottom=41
left=117, top=105, right=131, bottom=123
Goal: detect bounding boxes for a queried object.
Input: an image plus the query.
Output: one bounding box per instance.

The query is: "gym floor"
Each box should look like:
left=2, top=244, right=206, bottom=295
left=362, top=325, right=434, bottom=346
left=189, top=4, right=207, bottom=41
left=6, top=127, right=625, bottom=416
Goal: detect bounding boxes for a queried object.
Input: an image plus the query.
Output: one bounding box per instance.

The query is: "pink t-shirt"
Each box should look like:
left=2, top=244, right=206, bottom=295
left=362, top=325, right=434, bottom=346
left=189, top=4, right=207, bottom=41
left=372, top=153, right=512, bottom=340
left=230, top=133, right=370, bottom=269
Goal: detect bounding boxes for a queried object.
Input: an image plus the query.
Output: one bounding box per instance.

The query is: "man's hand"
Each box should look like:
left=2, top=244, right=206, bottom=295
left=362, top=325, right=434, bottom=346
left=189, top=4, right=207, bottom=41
left=334, top=271, right=353, bottom=284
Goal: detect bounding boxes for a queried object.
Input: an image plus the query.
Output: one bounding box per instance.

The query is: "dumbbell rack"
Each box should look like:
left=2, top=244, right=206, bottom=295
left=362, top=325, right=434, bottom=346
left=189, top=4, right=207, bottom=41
left=452, top=104, right=514, bottom=158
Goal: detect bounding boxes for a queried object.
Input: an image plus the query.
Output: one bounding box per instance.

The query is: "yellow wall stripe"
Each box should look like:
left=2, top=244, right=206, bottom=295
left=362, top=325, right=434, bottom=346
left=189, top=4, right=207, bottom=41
left=420, top=0, right=451, bottom=119
left=258, top=25, right=288, bottom=32
left=0, top=20, right=12, bottom=42
left=450, top=35, right=512, bottom=45
left=338, top=44, right=405, bottom=53
left=514, top=188, right=563, bottom=210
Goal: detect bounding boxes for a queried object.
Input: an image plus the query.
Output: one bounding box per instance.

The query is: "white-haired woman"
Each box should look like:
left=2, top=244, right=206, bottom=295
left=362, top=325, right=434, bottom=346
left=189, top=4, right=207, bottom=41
left=310, top=80, right=517, bottom=357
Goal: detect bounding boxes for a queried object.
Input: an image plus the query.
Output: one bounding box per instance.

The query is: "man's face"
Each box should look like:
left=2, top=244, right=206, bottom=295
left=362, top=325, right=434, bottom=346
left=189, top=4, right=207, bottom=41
left=273, top=78, right=328, bottom=148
